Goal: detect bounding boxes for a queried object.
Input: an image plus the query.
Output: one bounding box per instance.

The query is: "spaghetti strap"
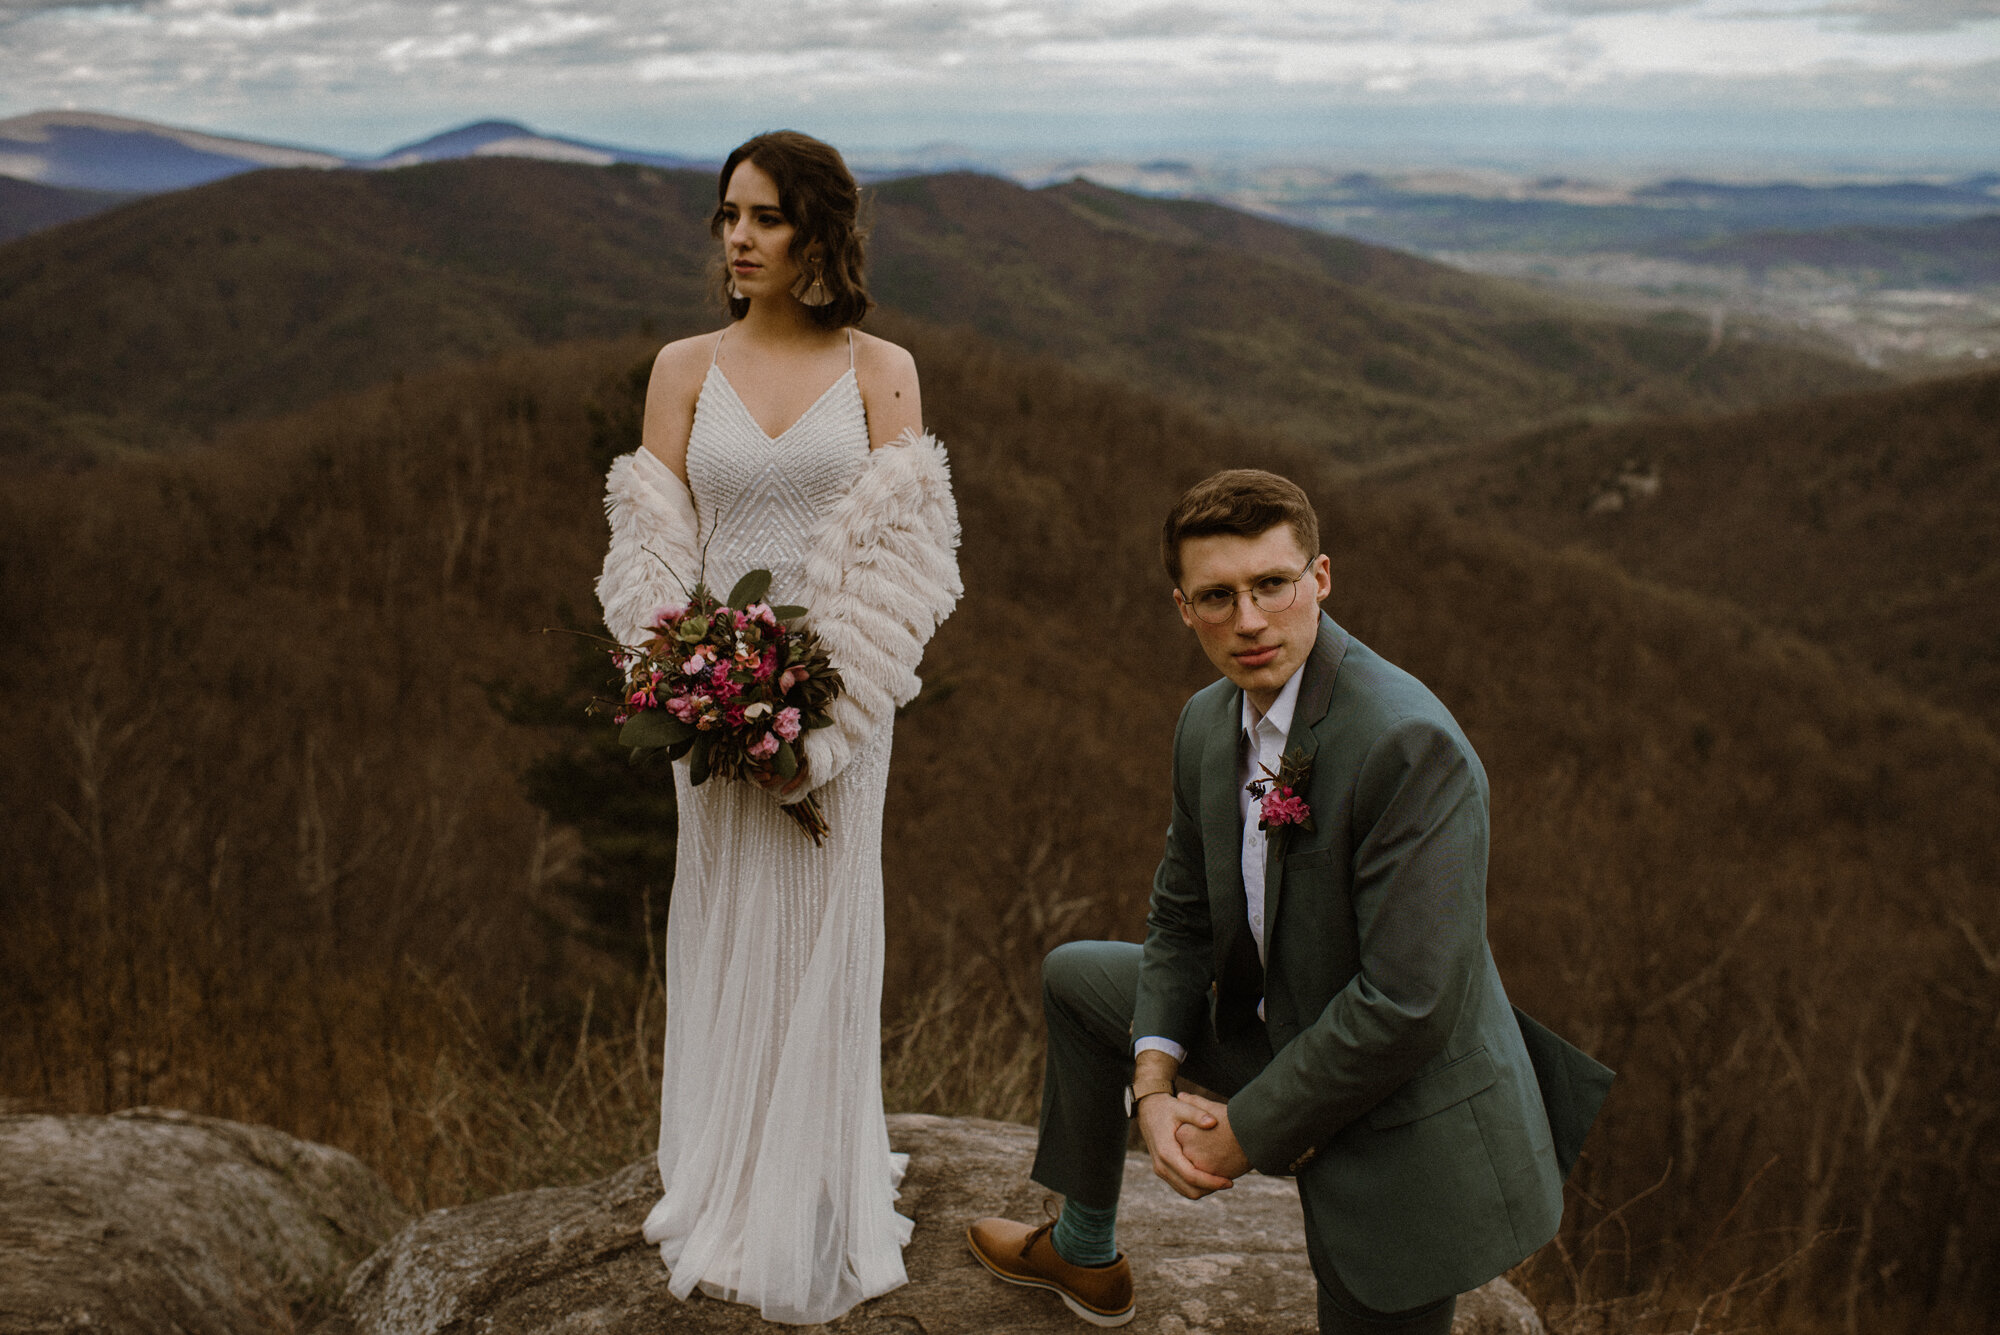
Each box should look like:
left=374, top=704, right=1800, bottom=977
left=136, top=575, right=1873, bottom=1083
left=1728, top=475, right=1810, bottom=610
left=846, top=328, right=855, bottom=371
left=711, top=328, right=727, bottom=367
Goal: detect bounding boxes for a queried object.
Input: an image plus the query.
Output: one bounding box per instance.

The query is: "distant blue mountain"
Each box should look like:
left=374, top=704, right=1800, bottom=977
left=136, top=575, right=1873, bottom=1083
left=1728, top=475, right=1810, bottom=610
left=0, top=111, right=343, bottom=192
left=364, top=119, right=706, bottom=171
left=0, top=110, right=710, bottom=198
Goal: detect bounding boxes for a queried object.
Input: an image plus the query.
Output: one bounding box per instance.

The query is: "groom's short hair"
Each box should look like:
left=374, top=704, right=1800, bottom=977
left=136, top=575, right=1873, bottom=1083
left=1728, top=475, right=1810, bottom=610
left=1162, top=470, right=1320, bottom=587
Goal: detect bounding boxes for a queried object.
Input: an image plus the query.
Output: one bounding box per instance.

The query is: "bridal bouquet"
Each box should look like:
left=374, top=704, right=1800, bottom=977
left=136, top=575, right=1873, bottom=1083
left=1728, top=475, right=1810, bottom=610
left=607, top=569, right=842, bottom=844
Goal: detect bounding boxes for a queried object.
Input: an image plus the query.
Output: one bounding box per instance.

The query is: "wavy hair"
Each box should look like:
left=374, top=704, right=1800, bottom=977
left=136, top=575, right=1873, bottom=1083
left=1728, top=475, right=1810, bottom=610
left=712, top=130, right=873, bottom=329
left=1161, top=470, right=1321, bottom=588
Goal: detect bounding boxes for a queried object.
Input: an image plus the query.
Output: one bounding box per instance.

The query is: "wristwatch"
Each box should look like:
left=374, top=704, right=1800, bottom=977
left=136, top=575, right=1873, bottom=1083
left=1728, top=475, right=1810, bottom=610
left=1124, top=1079, right=1176, bottom=1118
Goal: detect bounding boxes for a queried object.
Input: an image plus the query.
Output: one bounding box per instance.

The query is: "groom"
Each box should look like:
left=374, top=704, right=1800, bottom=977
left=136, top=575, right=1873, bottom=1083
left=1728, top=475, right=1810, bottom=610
left=968, top=470, right=1611, bottom=1332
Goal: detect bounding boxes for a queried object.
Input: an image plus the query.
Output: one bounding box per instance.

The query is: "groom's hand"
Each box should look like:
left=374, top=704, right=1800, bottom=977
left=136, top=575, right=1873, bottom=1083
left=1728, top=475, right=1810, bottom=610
left=1137, top=1094, right=1233, bottom=1199
left=1172, top=1093, right=1251, bottom=1182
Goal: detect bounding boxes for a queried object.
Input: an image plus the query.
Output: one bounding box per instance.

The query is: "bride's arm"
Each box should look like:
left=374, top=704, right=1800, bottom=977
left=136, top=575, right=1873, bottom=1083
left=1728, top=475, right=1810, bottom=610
left=596, top=336, right=714, bottom=648
left=785, top=429, right=961, bottom=800
left=638, top=333, right=717, bottom=481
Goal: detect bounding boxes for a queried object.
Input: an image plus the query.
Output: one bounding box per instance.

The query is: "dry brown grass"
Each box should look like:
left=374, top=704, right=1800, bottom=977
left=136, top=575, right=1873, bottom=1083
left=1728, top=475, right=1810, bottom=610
left=3, top=320, right=1995, bottom=1328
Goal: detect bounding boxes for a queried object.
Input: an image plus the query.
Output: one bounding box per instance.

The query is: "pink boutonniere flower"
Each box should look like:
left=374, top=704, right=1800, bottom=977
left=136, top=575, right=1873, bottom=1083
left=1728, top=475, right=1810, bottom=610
left=1249, top=749, right=1316, bottom=834
left=1259, top=787, right=1311, bottom=830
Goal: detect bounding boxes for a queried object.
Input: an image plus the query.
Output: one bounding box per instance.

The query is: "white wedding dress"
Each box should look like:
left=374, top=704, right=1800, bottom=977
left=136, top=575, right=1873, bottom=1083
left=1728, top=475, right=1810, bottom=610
left=640, top=332, right=913, bottom=1324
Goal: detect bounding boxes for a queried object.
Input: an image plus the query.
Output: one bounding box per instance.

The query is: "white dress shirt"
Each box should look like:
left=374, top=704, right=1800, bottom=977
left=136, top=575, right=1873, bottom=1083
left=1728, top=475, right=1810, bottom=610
left=1135, top=665, right=1304, bottom=1064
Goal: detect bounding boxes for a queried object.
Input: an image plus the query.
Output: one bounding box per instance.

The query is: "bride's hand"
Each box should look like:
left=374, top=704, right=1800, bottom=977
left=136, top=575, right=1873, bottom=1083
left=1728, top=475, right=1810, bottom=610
left=753, top=756, right=809, bottom=796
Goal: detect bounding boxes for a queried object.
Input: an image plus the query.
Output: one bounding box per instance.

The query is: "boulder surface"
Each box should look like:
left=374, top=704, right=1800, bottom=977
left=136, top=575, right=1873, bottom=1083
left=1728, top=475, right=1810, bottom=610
left=322, top=1113, right=1544, bottom=1334
left=0, top=1106, right=409, bottom=1335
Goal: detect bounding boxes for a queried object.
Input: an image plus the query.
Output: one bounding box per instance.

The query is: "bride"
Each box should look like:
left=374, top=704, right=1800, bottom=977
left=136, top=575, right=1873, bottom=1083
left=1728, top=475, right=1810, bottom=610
left=595, top=130, right=961, bottom=1323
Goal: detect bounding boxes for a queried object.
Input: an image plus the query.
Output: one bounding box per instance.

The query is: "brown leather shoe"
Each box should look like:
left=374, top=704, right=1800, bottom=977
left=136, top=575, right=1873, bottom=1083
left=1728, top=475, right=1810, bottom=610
left=966, top=1216, right=1135, bottom=1327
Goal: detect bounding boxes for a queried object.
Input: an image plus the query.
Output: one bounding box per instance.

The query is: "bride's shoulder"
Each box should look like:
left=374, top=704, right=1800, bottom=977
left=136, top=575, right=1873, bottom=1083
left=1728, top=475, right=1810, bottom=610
left=650, top=330, right=724, bottom=392
left=850, top=329, right=916, bottom=380
left=851, top=330, right=921, bottom=447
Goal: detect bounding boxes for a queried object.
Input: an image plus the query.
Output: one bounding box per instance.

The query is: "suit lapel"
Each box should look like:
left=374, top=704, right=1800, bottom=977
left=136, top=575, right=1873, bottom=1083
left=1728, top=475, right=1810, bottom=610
left=1200, top=697, right=1247, bottom=972
left=1262, top=613, right=1349, bottom=944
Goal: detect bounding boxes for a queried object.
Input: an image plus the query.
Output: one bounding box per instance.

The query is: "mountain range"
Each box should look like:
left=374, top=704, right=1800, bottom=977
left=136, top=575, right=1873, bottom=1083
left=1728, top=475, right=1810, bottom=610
left=0, top=109, right=708, bottom=194
left=4, top=108, right=1997, bottom=272
left=3, top=105, right=1997, bottom=1328
left=1655, top=212, right=2000, bottom=285
left=0, top=156, right=1870, bottom=471
left=1211, top=166, right=2000, bottom=257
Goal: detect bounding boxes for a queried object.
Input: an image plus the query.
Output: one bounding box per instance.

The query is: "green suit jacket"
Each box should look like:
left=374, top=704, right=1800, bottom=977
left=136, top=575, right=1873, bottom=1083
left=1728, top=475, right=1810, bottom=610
left=1133, top=612, right=1611, bottom=1312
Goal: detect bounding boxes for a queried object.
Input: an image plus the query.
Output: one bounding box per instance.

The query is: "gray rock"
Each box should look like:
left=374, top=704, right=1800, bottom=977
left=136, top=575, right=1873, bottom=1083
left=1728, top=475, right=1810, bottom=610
left=0, top=1107, right=408, bottom=1335
left=322, top=1114, right=1543, bottom=1334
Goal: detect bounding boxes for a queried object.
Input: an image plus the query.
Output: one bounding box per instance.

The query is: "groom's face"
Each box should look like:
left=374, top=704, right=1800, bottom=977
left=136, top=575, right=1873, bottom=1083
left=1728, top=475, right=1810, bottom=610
left=1173, top=525, right=1332, bottom=709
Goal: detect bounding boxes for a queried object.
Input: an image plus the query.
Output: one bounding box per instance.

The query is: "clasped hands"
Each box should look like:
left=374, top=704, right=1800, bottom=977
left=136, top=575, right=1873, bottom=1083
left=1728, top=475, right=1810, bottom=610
left=1136, top=1088, right=1251, bottom=1200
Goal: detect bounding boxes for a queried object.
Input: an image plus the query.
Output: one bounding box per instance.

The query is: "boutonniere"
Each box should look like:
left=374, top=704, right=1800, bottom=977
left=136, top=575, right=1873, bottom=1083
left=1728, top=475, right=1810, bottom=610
left=1248, top=748, right=1315, bottom=834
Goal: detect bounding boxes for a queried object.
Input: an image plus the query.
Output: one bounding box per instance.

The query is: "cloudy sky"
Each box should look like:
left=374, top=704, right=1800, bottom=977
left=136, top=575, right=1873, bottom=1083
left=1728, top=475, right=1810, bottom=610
left=3, top=0, right=1996, bottom=169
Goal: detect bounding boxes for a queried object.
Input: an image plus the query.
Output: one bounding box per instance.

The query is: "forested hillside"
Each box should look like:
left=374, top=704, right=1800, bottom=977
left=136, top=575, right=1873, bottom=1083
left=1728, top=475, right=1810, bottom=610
left=3, top=317, right=1994, bottom=1328
left=0, top=158, right=1872, bottom=467
left=1376, top=368, right=2000, bottom=729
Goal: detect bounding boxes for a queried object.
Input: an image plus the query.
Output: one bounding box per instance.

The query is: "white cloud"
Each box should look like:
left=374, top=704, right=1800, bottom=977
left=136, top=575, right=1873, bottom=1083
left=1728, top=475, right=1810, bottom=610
left=1828, top=0, right=2000, bottom=31
left=0, top=0, right=1993, bottom=157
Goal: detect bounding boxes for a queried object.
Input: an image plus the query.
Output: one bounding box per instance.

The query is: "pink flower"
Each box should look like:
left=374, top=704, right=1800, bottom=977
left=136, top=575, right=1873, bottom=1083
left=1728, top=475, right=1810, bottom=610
left=684, top=651, right=710, bottom=677
left=710, top=679, right=741, bottom=703
left=747, top=602, right=780, bottom=629
left=723, top=704, right=747, bottom=729
left=710, top=661, right=731, bottom=686
left=774, top=707, right=802, bottom=742
left=748, top=732, right=781, bottom=761
left=754, top=649, right=778, bottom=682
left=1259, top=787, right=1311, bottom=829
left=647, top=601, right=688, bottom=629
left=777, top=665, right=807, bottom=694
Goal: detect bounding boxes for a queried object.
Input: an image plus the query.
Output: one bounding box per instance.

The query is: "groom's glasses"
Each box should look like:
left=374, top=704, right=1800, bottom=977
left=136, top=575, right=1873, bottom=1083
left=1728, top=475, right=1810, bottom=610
left=1181, top=563, right=1316, bottom=624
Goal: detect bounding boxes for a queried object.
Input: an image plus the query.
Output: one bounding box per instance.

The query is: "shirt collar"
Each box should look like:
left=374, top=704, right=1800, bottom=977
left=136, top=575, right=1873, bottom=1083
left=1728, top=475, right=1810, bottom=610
left=1240, top=660, right=1306, bottom=747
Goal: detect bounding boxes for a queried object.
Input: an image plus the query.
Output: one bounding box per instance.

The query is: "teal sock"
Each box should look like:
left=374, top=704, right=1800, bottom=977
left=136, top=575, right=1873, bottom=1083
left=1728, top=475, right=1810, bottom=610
left=1050, top=1197, right=1118, bottom=1268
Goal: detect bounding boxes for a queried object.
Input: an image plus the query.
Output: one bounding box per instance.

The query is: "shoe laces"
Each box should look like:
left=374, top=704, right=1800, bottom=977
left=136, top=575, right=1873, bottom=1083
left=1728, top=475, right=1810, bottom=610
left=1022, top=1217, right=1058, bottom=1260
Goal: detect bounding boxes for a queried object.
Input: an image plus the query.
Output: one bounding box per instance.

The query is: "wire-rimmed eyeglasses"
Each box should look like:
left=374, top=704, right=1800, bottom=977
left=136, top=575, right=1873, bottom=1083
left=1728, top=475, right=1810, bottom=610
left=1180, top=562, right=1316, bottom=625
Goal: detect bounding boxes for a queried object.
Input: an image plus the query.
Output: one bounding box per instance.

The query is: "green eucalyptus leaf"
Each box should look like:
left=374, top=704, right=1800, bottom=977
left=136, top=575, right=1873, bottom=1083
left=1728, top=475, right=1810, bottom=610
left=774, top=743, right=798, bottom=779
left=727, top=569, right=773, bottom=608
left=770, top=605, right=808, bottom=622
left=677, top=615, right=708, bottom=642
left=621, top=711, right=695, bottom=749
left=689, top=732, right=713, bottom=786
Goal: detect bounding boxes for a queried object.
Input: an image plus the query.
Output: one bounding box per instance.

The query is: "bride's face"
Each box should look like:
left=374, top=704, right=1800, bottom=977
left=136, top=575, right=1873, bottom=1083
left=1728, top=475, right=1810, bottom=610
left=719, top=160, right=808, bottom=302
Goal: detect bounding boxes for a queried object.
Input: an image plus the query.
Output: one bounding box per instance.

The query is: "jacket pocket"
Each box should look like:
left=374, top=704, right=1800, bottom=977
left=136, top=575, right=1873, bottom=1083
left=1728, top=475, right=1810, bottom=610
left=1284, top=848, right=1333, bottom=872
left=1365, top=1046, right=1497, bottom=1130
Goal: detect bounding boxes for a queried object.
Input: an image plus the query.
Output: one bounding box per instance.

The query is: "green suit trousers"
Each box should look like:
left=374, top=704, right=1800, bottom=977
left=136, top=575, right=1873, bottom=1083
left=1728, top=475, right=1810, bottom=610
left=1030, top=939, right=1457, bottom=1335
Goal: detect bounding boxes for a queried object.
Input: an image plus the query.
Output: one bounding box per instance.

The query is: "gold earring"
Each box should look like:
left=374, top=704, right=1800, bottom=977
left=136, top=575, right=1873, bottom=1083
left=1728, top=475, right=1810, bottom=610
left=791, top=265, right=832, bottom=308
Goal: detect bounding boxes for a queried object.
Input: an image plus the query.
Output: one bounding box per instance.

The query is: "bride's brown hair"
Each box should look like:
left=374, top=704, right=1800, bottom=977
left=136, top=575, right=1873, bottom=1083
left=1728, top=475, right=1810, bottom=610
left=712, top=130, right=873, bottom=329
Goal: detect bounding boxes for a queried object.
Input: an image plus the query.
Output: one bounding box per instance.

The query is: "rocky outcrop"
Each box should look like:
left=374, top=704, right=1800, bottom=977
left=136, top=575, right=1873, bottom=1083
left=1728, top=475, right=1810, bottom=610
left=322, top=1114, right=1544, bottom=1334
left=0, top=1107, right=408, bottom=1335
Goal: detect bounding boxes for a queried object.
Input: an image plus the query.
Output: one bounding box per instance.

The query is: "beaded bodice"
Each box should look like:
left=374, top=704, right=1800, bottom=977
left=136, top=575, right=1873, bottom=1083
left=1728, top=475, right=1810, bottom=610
left=685, top=355, right=869, bottom=608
